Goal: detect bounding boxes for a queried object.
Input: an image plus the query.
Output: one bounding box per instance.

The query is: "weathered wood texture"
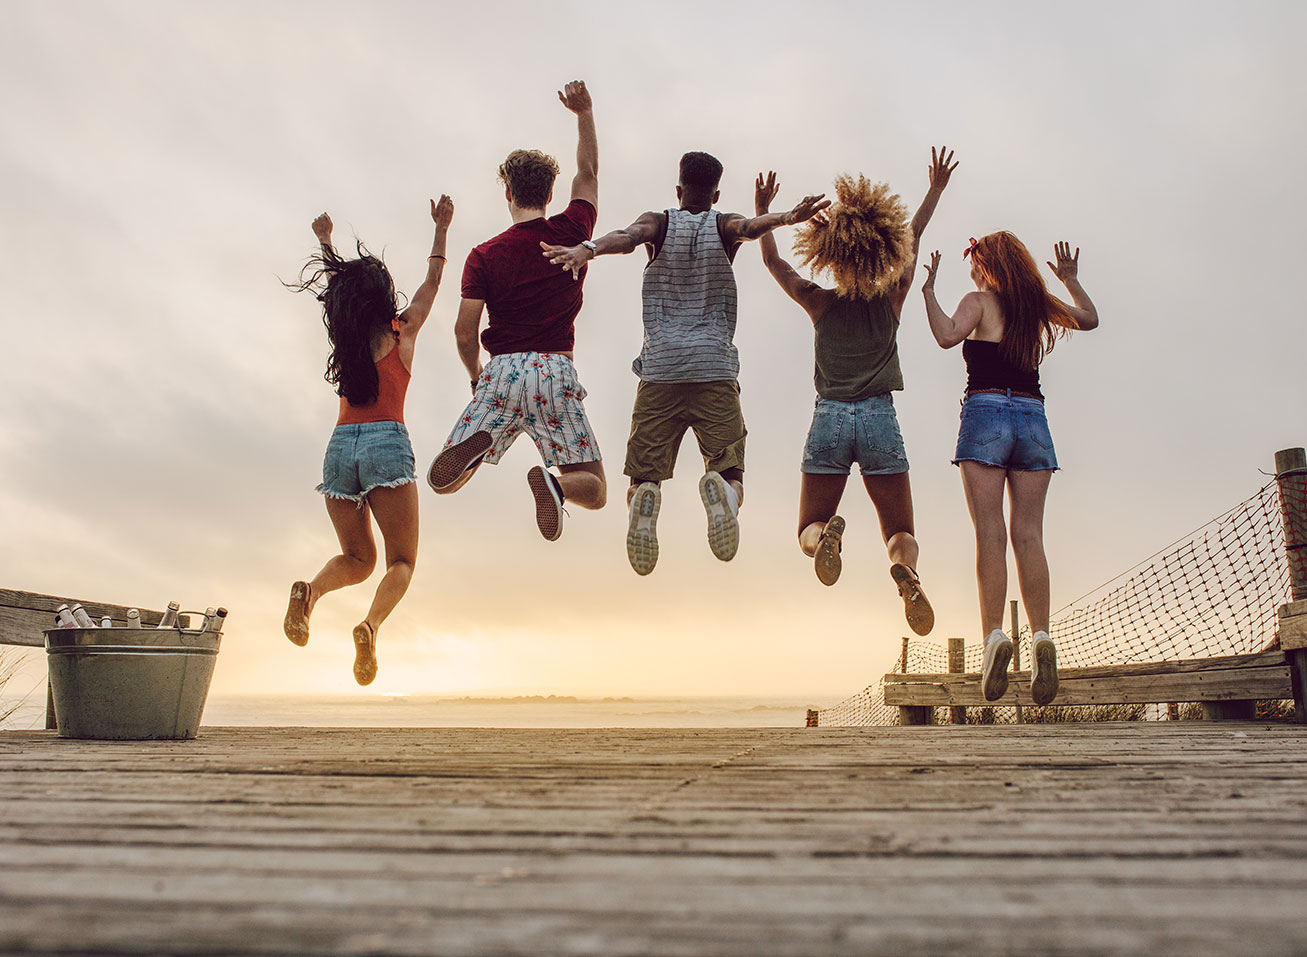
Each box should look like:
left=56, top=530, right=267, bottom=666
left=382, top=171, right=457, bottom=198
left=884, top=650, right=1294, bottom=707
left=2, top=724, right=1306, bottom=955
left=0, top=589, right=177, bottom=647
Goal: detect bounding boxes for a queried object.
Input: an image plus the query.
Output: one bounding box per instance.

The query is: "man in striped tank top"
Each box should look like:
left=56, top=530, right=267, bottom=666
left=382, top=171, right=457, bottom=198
left=542, top=152, right=828, bottom=575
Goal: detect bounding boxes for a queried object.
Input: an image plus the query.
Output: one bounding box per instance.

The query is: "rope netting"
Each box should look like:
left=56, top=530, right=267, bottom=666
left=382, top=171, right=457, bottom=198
left=815, top=480, right=1295, bottom=726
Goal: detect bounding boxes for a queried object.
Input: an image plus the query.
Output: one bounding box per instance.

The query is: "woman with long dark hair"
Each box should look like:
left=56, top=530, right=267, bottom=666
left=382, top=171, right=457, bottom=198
left=283, top=196, right=454, bottom=685
left=755, top=148, right=956, bottom=636
left=922, top=232, right=1099, bottom=705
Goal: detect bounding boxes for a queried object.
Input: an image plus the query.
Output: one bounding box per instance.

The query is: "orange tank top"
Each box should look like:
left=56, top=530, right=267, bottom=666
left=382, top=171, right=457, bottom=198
left=336, top=344, right=410, bottom=425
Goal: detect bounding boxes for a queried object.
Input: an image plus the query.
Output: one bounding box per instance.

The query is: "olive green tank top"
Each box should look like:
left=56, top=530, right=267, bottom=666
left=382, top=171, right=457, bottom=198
left=813, top=294, right=903, bottom=401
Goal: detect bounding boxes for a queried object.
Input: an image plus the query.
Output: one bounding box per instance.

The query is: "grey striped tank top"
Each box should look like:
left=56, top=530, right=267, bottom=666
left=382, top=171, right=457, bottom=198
left=632, top=207, right=739, bottom=383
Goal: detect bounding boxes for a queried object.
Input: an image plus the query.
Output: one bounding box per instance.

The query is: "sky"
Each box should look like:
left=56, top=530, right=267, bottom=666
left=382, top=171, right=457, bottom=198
left=1, top=0, right=1304, bottom=702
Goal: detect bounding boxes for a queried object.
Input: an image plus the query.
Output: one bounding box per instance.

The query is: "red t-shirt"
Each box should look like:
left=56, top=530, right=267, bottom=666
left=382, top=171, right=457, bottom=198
left=462, top=199, right=597, bottom=356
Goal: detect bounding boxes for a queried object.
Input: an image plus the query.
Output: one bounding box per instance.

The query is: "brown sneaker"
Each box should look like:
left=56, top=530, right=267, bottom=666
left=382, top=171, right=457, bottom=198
left=427, top=431, right=492, bottom=491
left=527, top=466, right=565, bottom=542
left=814, top=515, right=845, bottom=586
left=890, top=563, right=935, bottom=636
left=283, top=581, right=311, bottom=647
left=352, top=621, right=377, bottom=686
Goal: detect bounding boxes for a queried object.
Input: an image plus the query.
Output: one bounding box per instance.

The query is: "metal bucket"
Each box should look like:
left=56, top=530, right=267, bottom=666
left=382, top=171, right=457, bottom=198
left=44, top=627, right=221, bottom=740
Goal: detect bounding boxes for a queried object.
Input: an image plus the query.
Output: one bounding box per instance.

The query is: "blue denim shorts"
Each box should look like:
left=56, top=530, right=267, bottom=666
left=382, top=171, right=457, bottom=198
left=953, top=392, right=1058, bottom=471
left=317, top=421, right=416, bottom=504
left=801, top=393, right=908, bottom=475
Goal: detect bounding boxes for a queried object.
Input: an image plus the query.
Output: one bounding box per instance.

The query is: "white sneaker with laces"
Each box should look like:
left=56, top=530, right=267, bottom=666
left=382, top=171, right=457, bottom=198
left=981, top=628, right=1014, bottom=702
left=1030, top=631, right=1059, bottom=705
left=626, top=483, right=661, bottom=576
left=699, top=471, right=740, bottom=562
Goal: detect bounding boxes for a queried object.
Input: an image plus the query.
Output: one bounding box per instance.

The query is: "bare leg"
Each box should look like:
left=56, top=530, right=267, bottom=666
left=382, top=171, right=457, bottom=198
left=308, top=497, right=379, bottom=614
left=558, top=460, right=607, bottom=509
left=960, top=461, right=1009, bottom=635
left=798, top=473, right=849, bottom=556
left=861, top=472, right=918, bottom=569
left=361, top=482, right=420, bottom=631
left=1006, top=468, right=1054, bottom=633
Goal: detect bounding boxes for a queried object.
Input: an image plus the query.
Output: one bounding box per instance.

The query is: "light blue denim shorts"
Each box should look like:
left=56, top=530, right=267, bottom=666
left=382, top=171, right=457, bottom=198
left=317, top=421, right=416, bottom=504
left=801, top=392, right=908, bottom=476
left=953, top=391, right=1058, bottom=471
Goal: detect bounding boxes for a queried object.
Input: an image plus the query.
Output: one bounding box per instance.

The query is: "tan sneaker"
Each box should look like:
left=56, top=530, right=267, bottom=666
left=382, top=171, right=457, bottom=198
left=699, top=471, right=740, bottom=562
left=890, top=563, right=935, bottom=636
left=352, top=621, right=377, bottom=686
left=1030, top=631, right=1059, bottom=705
left=626, top=483, right=661, bottom=576
left=981, top=628, right=1013, bottom=701
left=814, top=516, right=845, bottom=586
left=283, top=581, right=310, bottom=647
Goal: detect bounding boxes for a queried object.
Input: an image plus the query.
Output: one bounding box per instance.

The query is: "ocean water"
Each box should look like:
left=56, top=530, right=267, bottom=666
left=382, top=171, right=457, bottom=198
left=0, top=692, right=825, bottom=731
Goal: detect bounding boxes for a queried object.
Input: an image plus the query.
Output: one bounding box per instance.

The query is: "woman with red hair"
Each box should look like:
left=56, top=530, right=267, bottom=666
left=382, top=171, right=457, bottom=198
left=922, top=233, right=1099, bottom=705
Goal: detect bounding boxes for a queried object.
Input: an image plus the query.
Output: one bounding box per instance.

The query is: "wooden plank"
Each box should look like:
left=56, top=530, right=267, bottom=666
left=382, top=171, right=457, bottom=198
left=884, top=660, right=1293, bottom=707
left=0, top=588, right=176, bottom=646
left=1279, top=612, right=1307, bottom=651
left=885, top=649, right=1288, bottom=683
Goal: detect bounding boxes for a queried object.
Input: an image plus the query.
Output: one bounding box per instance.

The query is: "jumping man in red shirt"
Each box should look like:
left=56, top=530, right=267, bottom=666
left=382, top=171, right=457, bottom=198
left=427, top=80, right=606, bottom=541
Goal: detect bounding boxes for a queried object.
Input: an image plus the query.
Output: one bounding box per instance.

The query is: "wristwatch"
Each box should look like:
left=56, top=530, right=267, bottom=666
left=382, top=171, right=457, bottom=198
left=581, top=240, right=597, bottom=256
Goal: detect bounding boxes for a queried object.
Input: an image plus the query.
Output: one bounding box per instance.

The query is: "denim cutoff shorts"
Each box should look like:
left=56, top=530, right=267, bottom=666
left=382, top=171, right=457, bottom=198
left=802, top=392, right=908, bottom=475
left=953, top=391, right=1058, bottom=471
left=317, top=421, right=416, bottom=504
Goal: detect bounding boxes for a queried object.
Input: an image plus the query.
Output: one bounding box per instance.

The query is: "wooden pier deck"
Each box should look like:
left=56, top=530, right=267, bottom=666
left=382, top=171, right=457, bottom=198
left=2, top=723, right=1306, bottom=955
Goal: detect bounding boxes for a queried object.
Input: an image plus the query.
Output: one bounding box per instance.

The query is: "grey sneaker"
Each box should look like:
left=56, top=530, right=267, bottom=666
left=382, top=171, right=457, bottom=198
left=814, top=516, right=845, bottom=586
left=699, top=471, right=739, bottom=562
left=626, top=483, right=662, bottom=576
left=981, top=629, right=1013, bottom=701
left=1030, top=631, right=1059, bottom=705
left=527, top=466, right=565, bottom=542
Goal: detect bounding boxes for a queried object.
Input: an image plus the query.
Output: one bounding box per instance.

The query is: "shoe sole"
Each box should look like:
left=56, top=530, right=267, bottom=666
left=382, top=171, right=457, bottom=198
left=1031, top=641, right=1059, bottom=705
left=982, top=641, right=1013, bottom=701
left=699, top=472, right=739, bottom=562
left=427, top=431, right=492, bottom=491
left=890, top=563, right=935, bottom=636
left=626, top=484, right=661, bottom=576
left=283, top=581, right=310, bottom=647
left=528, top=466, right=563, bottom=542
left=814, top=516, right=844, bottom=586
left=352, top=623, right=377, bottom=686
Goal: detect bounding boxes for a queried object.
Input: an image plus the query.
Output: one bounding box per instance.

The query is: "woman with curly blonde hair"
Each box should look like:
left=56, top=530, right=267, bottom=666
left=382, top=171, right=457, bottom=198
left=921, top=232, right=1099, bottom=705
left=756, top=147, right=957, bottom=635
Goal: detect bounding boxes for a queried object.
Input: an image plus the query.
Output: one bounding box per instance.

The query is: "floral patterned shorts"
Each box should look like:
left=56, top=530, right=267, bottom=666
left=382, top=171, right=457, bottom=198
left=442, top=351, right=602, bottom=468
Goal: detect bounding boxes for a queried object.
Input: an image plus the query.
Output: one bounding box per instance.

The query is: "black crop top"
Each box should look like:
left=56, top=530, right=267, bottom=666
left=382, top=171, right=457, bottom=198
left=962, top=339, right=1042, bottom=399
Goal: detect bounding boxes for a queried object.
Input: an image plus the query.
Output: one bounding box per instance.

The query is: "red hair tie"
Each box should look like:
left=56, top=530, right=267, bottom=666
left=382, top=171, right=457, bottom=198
left=962, top=237, right=979, bottom=260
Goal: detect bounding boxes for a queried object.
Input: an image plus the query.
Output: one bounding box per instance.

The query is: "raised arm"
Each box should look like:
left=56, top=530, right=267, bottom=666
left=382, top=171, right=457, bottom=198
left=890, top=145, right=958, bottom=312
left=454, top=298, right=486, bottom=385
left=719, top=190, right=830, bottom=246
left=1046, top=242, right=1099, bottom=330
left=539, top=211, right=662, bottom=280
left=921, top=251, right=985, bottom=348
left=396, top=195, right=454, bottom=338
left=754, top=171, right=829, bottom=321
left=311, top=212, right=334, bottom=251
left=559, top=80, right=597, bottom=209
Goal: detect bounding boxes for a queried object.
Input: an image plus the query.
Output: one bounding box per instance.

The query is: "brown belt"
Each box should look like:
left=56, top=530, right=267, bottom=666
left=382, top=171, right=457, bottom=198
left=966, top=387, right=1044, bottom=402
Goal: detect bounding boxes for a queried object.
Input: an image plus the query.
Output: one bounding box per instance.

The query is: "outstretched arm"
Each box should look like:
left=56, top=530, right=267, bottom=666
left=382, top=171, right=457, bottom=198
left=754, top=171, right=829, bottom=321
left=540, top=211, right=662, bottom=280
left=312, top=212, right=334, bottom=251
left=719, top=190, right=830, bottom=246
left=1046, top=242, right=1099, bottom=330
left=921, top=251, right=984, bottom=348
left=454, top=298, right=486, bottom=384
left=559, top=80, right=597, bottom=209
left=397, top=195, right=454, bottom=337
left=891, top=145, right=958, bottom=312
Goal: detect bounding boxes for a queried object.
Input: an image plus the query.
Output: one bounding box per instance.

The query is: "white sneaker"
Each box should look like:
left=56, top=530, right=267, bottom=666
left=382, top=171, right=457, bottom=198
left=626, top=483, right=661, bottom=576
left=527, top=466, right=565, bottom=542
left=981, top=629, right=1013, bottom=702
left=699, top=471, right=740, bottom=562
left=1030, top=631, right=1059, bottom=705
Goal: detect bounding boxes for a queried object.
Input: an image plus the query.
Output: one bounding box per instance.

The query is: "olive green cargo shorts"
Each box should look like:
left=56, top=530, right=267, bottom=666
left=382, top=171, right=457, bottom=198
left=623, top=379, right=746, bottom=481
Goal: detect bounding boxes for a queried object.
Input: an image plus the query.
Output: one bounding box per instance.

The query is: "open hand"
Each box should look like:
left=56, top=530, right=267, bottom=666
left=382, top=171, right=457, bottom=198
left=557, top=80, right=592, bottom=114
left=755, top=171, right=779, bottom=215
left=922, top=250, right=941, bottom=289
left=431, top=194, right=454, bottom=229
left=785, top=193, right=831, bottom=226
left=928, top=145, right=958, bottom=190
left=540, top=241, right=590, bottom=281
left=1046, top=241, right=1080, bottom=283
left=312, top=212, right=333, bottom=243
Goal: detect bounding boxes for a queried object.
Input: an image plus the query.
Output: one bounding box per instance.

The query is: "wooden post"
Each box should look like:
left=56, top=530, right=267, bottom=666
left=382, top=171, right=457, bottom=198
left=1010, top=600, right=1024, bottom=723
left=1275, top=447, right=1307, bottom=724
left=896, top=636, right=933, bottom=725
left=948, top=637, right=966, bottom=725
